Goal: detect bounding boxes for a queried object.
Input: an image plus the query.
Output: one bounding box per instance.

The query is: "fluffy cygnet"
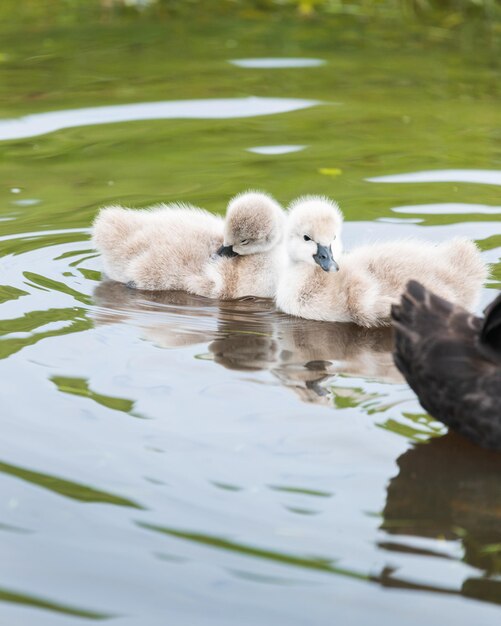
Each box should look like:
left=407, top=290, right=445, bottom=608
left=212, top=190, right=285, bottom=299
left=92, top=191, right=285, bottom=299
left=92, top=202, right=223, bottom=289
left=276, top=196, right=487, bottom=327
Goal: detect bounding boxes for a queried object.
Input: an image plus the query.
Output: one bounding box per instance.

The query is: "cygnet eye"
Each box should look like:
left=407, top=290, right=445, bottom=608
left=241, top=239, right=249, bottom=246
left=303, top=235, right=311, bottom=242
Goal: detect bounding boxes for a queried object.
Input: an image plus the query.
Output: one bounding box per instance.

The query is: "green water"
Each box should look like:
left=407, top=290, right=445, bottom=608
left=1, top=4, right=501, bottom=624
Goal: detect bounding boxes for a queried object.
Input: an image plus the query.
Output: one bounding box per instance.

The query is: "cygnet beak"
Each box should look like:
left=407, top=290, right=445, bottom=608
left=217, top=244, right=238, bottom=258
left=313, top=244, right=338, bottom=272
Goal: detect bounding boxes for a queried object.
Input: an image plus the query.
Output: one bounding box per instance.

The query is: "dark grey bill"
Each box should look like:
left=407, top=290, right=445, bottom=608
left=313, top=244, right=338, bottom=272
left=217, top=245, right=239, bottom=258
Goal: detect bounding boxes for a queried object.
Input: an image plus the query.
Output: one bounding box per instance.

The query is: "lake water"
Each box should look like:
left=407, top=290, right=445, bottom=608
left=1, top=5, right=501, bottom=625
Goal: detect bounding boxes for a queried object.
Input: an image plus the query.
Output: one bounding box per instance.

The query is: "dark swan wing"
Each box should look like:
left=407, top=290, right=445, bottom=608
left=391, top=280, right=501, bottom=450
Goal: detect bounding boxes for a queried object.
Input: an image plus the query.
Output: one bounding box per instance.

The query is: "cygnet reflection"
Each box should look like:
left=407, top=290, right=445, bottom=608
left=93, top=280, right=219, bottom=348
left=93, top=280, right=403, bottom=405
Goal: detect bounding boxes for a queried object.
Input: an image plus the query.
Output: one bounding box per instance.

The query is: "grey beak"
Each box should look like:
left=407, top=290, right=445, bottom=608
left=217, top=244, right=238, bottom=258
left=313, top=244, right=338, bottom=272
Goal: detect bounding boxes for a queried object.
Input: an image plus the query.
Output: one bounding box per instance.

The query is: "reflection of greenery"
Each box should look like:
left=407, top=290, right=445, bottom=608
left=0, top=1, right=499, bottom=22
left=0, top=307, right=86, bottom=337
left=77, top=267, right=102, bottom=281
left=329, top=385, right=433, bottom=444
left=0, top=522, right=30, bottom=534
left=329, top=384, right=386, bottom=410
left=477, top=234, right=501, bottom=252
left=0, top=307, right=92, bottom=360
left=23, top=272, right=92, bottom=305
left=211, top=481, right=243, bottom=492
left=0, top=459, right=141, bottom=508
left=269, top=484, right=332, bottom=497
left=0, top=285, right=28, bottom=304
left=480, top=542, right=501, bottom=555
left=329, top=382, right=445, bottom=442
left=51, top=375, right=142, bottom=417
left=0, top=586, right=112, bottom=620
left=140, top=519, right=501, bottom=605
left=138, top=522, right=369, bottom=580
left=0, top=233, right=90, bottom=257
left=0, top=3, right=500, bottom=249
left=378, top=411, right=445, bottom=442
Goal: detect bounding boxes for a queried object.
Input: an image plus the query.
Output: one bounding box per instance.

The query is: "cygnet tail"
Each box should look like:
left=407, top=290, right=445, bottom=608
left=441, top=237, right=488, bottom=309
left=92, top=206, right=145, bottom=282
left=92, top=206, right=139, bottom=253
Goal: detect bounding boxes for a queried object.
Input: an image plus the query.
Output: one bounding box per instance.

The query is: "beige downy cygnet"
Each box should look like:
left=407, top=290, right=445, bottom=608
left=92, top=202, right=223, bottom=288
left=212, top=190, right=285, bottom=299
left=276, top=196, right=487, bottom=327
left=92, top=191, right=285, bottom=299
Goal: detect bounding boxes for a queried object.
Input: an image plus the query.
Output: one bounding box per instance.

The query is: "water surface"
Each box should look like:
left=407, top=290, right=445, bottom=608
left=0, top=7, right=500, bottom=625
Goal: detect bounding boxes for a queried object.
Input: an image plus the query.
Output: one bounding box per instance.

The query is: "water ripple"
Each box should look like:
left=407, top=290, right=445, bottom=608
left=247, top=145, right=307, bottom=155
left=392, top=203, right=501, bottom=215
left=0, top=459, right=142, bottom=508
left=0, top=587, right=112, bottom=620
left=0, top=97, right=320, bottom=141
left=230, top=58, right=326, bottom=68
left=367, top=169, right=501, bottom=185
left=138, top=522, right=368, bottom=580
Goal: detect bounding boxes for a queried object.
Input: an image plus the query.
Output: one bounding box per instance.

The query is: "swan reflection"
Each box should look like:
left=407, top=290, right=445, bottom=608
left=92, top=281, right=501, bottom=607
left=93, top=280, right=403, bottom=406
left=378, top=433, right=501, bottom=605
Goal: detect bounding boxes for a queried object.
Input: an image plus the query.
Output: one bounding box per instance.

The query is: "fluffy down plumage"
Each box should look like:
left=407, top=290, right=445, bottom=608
left=92, top=191, right=285, bottom=299
left=276, top=196, right=487, bottom=326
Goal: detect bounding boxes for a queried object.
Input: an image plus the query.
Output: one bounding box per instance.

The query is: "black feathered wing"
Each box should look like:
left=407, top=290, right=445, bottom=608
left=391, top=281, right=501, bottom=450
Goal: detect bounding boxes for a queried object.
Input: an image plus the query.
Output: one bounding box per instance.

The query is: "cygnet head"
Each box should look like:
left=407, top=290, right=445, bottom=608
left=218, top=190, right=285, bottom=258
left=286, top=196, right=343, bottom=272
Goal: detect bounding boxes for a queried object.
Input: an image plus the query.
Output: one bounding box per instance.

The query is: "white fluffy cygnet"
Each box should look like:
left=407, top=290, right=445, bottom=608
left=92, top=191, right=285, bottom=299
left=276, top=195, right=487, bottom=327
left=92, top=202, right=223, bottom=288
left=211, top=190, right=286, bottom=299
